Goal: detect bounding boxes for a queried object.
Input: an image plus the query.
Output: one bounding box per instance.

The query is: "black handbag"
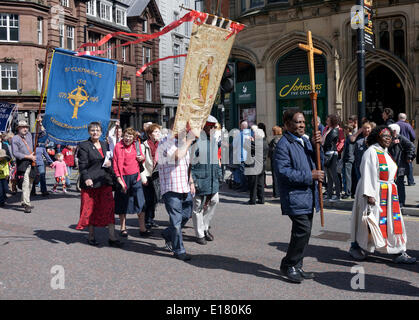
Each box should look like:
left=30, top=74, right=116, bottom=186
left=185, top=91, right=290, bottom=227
left=29, top=165, right=40, bottom=185
left=150, top=169, right=161, bottom=202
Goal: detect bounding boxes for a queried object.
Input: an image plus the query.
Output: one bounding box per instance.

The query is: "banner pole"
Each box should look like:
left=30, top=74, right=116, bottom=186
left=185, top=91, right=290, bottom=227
left=115, top=61, right=124, bottom=142
left=33, top=44, right=52, bottom=158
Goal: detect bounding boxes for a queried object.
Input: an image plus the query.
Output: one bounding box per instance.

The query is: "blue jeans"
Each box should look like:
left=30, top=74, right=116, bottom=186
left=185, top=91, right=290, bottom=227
left=0, top=179, right=8, bottom=204
left=407, top=162, right=415, bottom=185
left=162, top=192, right=193, bottom=255
left=65, top=166, right=72, bottom=187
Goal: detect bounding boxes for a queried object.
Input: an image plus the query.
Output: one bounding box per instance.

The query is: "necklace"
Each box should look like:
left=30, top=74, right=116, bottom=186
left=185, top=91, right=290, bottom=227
left=124, top=144, right=133, bottom=153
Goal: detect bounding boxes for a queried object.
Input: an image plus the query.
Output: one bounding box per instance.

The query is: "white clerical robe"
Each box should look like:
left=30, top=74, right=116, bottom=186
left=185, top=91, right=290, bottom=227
left=350, top=144, right=407, bottom=254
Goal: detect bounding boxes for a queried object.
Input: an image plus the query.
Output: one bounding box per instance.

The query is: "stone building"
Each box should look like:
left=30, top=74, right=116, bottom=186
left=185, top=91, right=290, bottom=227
left=0, top=0, right=164, bottom=131
left=202, top=0, right=419, bottom=138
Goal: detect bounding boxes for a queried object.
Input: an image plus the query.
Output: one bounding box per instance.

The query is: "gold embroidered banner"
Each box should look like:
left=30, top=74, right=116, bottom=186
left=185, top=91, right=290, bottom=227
left=173, top=20, right=239, bottom=134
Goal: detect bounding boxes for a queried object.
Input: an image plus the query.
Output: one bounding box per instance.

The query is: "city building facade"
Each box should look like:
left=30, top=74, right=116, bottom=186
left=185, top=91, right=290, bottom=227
left=0, top=0, right=164, bottom=131
left=202, top=0, right=419, bottom=138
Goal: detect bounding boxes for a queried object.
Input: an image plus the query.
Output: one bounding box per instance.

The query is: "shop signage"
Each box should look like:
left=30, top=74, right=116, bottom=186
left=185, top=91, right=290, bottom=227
left=277, top=74, right=326, bottom=100
left=235, top=81, right=256, bottom=104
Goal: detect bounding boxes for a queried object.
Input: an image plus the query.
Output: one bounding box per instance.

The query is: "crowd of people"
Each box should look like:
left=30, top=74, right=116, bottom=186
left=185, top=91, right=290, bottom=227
left=0, top=106, right=417, bottom=280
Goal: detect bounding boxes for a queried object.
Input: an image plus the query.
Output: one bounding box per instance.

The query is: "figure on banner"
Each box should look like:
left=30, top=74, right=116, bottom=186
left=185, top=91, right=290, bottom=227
left=195, top=56, right=215, bottom=106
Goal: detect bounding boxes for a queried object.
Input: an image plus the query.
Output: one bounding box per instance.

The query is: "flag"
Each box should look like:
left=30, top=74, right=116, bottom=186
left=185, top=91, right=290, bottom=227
left=44, top=48, right=117, bottom=145
left=0, top=102, right=15, bottom=132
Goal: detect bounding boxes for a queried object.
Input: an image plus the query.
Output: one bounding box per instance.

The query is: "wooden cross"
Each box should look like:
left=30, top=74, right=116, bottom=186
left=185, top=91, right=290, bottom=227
left=298, top=31, right=325, bottom=227
left=298, top=31, right=323, bottom=94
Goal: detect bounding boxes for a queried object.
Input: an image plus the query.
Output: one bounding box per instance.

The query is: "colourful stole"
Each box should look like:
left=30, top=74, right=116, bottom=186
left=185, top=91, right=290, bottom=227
left=376, top=150, right=403, bottom=241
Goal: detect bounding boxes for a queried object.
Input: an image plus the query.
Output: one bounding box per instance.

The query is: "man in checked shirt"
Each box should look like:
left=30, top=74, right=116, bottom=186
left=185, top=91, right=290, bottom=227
left=158, top=118, right=199, bottom=261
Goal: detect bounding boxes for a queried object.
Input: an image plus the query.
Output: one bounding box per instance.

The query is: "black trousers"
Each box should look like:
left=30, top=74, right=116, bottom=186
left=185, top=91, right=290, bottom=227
left=247, top=172, right=265, bottom=203
left=280, top=213, right=313, bottom=270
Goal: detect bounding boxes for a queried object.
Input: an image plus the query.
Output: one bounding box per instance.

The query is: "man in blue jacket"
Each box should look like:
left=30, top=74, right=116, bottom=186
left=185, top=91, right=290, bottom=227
left=274, top=109, right=324, bottom=283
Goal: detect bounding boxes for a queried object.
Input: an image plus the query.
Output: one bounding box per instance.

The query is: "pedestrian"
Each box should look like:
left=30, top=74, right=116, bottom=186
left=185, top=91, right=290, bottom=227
left=76, top=122, right=122, bottom=247
left=349, top=125, right=416, bottom=264
left=3, top=132, right=16, bottom=194
left=191, top=115, right=222, bottom=245
left=274, top=109, right=324, bottom=283
left=61, top=145, right=75, bottom=188
left=140, top=123, right=162, bottom=230
left=139, top=122, right=152, bottom=143
left=107, top=120, right=123, bottom=157
left=388, top=124, right=416, bottom=208
left=396, top=113, right=416, bottom=186
left=158, top=118, right=198, bottom=261
left=11, top=120, right=36, bottom=213
left=245, top=125, right=268, bottom=205
left=32, top=142, right=53, bottom=196
left=382, top=108, right=395, bottom=126
left=50, top=153, right=68, bottom=193
left=348, top=115, right=359, bottom=133
left=269, top=126, right=282, bottom=198
left=0, top=149, right=11, bottom=207
left=232, top=121, right=251, bottom=192
left=341, top=124, right=355, bottom=199
left=353, top=121, right=374, bottom=180
left=322, top=114, right=341, bottom=201
left=113, top=127, right=149, bottom=238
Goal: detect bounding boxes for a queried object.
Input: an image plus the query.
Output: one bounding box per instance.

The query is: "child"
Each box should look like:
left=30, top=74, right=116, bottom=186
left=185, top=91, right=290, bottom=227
left=51, top=153, right=68, bottom=193
left=341, top=124, right=354, bottom=199
left=0, top=149, right=10, bottom=207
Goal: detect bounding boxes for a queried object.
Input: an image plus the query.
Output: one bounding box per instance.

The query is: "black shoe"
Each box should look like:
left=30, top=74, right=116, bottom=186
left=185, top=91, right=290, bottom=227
left=24, top=205, right=32, bottom=213
left=108, top=239, right=123, bottom=248
left=162, top=232, right=173, bottom=252
left=256, top=200, right=265, bottom=204
left=151, top=221, right=159, bottom=228
left=21, top=203, right=34, bottom=209
left=297, top=268, right=315, bottom=279
left=341, top=194, right=350, bottom=199
left=280, top=267, right=304, bottom=283
left=87, top=238, right=99, bottom=246
left=204, top=230, right=214, bottom=241
left=247, top=200, right=256, bottom=205
left=41, top=192, right=50, bottom=197
left=174, top=253, right=192, bottom=261
left=407, top=183, right=416, bottom=186
left=196, top=237, right=207, bottom=245
left=139, top=229, right=152, bottom=237
left=120, top=229, right=128, bottom=238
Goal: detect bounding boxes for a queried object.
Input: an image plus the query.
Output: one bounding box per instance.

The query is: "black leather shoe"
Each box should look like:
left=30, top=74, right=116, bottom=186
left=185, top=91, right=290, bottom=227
left=108, top=239, right=123, bottom=248
left=196, top=237, right=207, bottom=245
left=24, top=205, right=32, bottom=213
left=87, top=238, right=99, bottom=246
left=204, top=230, right=214, bottom=241
left=280, top=267, right=304, bottom=283
left=247, top=200, right=256, bottom=205
left=42, top=192, right=50, bottom=197
left=139, top=229, right=152, bottom=237
left=298, top=268, right=315, bottom=279
left=256, top=200, right=265, bottom=204
left=174, top=253, right=192, bottom=261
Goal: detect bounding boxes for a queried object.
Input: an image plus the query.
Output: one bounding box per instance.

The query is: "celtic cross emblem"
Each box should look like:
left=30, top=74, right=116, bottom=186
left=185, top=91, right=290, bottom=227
left=67, top=86, right=89, bottom=119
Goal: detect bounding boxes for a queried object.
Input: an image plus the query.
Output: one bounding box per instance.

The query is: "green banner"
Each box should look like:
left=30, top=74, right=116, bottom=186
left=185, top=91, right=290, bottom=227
left=277, top=74, right=326, bottom=100
left=235, top=81, right=256, bottom=104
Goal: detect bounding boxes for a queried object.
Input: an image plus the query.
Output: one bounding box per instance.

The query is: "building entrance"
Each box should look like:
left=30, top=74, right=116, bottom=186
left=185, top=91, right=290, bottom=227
left=366, top=64, right=405, bottom=124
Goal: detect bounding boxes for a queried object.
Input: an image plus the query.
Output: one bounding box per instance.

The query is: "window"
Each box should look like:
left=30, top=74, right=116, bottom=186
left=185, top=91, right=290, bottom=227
left=100, top=1, right=112, bottom=22
left=0, top=14, right=19, bottom=42
left=376, top=17, right=406, bottom=62
left=87, top=0, right=96, bottom=16
left=37, top=65, right=43, bottom=93
left=250, top=0, right=264, bottom=8
left=146, top=81, right=152, bottom=102
left=173, top=44, right=180, bottom=65
left=0, top=64, right=18, bottom=91
left=174, top=12, right=179, bottom=32
left=37, top=18, right=43, bottom=45
left=122, top=45, right=126, bottom=62
left=59, top=23, right=65, bottom=48
left=174, top=73, right=180, bottom=95
left=106, top=41, right=112, bottom=59
left=142, top=19, right=148, bottom=33
left=184, top=21, right=190, bottom=36
left=61, top=0, right=69, bottom=7
left=116, top=8, right=127, bottom=26
left=241, top=0, right=247, bottom=12
left=66, top=25, right=74, bottom=50
left=143, top=47, right=151, bottom=64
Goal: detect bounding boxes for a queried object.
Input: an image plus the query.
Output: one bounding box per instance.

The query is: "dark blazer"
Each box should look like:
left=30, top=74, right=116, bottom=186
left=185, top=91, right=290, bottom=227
left=77, top=139, right=114, bottom=189
left=389, top=134, right=416, bottom=176
left=274, top=131, right=320, bottom=216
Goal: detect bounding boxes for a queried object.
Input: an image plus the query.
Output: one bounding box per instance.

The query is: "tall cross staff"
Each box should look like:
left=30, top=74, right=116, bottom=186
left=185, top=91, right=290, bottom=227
left=298, top=31, right=325, bottom=227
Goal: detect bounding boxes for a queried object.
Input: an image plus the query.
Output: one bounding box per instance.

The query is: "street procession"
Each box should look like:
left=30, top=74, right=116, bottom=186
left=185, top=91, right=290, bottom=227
left=0, top=0, right=418, bottom=302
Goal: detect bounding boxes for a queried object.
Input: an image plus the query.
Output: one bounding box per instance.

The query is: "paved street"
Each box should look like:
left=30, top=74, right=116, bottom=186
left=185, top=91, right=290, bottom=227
left=0, top=170, right=418, bottom=300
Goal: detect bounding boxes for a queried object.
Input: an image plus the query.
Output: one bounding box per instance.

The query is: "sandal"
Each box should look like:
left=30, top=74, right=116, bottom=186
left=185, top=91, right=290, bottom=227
left=120, top=229, right=128, bottom=238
